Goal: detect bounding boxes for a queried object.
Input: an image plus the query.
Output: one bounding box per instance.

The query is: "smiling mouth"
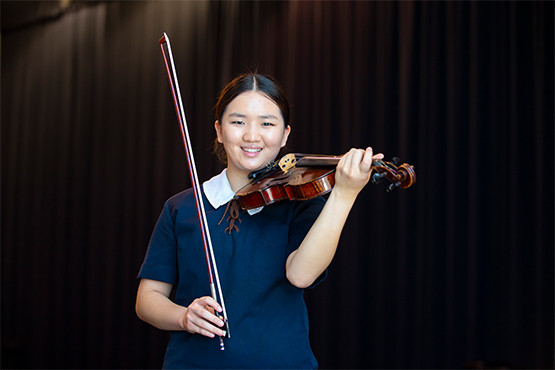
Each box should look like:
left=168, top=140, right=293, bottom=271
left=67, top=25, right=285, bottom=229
left=242, top=148, right=262, bottom=153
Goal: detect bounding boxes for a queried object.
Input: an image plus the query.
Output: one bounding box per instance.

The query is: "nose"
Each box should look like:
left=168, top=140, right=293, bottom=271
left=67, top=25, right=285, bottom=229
left=243, top=123, right=261, bottom=142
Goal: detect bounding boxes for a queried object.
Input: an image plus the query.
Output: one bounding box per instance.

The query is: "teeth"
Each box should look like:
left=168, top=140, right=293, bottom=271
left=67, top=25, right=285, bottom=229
left=243, top=148, right=261, bottom=153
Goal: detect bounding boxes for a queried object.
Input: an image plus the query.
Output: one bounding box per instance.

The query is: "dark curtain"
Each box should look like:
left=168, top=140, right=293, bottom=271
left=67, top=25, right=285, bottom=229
left=2, top=1, right=553, bottom=369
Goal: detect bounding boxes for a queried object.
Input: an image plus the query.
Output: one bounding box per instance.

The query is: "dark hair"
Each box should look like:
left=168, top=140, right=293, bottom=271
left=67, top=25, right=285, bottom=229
left=212, top=73, right=291, bottom=164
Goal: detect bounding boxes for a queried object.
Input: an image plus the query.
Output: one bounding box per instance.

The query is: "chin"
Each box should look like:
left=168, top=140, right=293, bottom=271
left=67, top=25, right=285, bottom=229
left=231, top=151, right=279, bottom=174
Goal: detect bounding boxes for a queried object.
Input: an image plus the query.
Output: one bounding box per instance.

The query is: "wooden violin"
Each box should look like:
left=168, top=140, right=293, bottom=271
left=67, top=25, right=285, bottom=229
left=235, top=153, right=416, bottom=210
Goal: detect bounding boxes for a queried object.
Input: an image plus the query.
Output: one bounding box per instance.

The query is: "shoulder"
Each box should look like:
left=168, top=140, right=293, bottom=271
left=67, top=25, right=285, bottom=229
left=165, top=188, right=195, bottom=210
left=158, top=188, right=197, bottom=222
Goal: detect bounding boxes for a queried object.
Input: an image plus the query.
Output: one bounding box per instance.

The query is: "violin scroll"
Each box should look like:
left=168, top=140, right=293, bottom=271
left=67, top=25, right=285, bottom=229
left=371, top=158, right=416, bottom=192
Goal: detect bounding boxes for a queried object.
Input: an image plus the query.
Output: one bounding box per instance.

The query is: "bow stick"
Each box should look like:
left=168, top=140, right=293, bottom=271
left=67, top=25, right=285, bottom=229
left=159, top=33, right=230, bottom=350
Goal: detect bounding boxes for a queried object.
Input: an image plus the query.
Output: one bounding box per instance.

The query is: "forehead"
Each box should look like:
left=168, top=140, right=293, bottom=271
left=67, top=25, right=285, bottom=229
left=225, top=91, right=282, bottom=117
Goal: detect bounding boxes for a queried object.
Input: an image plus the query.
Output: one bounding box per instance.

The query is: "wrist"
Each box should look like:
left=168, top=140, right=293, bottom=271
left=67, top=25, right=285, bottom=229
left=329, top=186, right=359, bottom=205
left=175, top=306, right=188, bottom=331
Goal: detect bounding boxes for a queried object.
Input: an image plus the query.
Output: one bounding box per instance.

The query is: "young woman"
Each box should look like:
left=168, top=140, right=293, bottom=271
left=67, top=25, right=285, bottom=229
left=136, top=73, right=383, bottom=369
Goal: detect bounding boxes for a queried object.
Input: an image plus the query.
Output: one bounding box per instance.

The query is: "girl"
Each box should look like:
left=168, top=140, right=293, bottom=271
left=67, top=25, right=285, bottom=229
left=136, top=73, right=383, bottom=369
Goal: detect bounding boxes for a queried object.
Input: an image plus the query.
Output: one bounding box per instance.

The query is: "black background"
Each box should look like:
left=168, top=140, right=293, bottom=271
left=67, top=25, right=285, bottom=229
left=2, top=1, right=553, bottom=369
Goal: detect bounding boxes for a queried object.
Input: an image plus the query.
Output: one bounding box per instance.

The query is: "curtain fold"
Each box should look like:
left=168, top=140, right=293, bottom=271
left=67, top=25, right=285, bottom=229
left=2, top=1, right=552, bottom=369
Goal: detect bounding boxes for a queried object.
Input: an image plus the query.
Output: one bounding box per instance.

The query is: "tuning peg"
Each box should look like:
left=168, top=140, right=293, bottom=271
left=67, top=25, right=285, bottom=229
left=391, top=157, right=401, bottom=166
left=372, top=172, right=387, bottom=185
left=387, top=181, right=402, bottom=192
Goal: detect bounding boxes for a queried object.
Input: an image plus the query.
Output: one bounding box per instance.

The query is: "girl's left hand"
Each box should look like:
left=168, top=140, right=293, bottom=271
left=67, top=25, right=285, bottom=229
left=333, top=147, right=384, bottom=200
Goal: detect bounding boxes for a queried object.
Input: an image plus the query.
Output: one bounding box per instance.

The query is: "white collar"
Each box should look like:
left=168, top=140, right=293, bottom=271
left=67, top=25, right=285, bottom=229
left=203, top=169, right=263, bottom=215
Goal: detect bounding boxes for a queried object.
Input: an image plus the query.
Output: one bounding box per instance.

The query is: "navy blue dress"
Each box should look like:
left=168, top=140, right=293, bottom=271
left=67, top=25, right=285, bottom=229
left=138, top=187, right=326, bottom=369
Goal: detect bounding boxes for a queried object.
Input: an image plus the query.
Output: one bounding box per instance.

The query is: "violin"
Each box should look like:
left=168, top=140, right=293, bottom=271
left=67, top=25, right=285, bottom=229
left=235, top=153, right=416, bottom=210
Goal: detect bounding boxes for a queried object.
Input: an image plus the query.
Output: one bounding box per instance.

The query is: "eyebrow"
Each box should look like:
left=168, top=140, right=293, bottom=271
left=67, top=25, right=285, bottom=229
left=227, top=113, right=279, bottom=120
left=259, top=114, right=279, bottom=120
left=228, top=113, right=247, bottom=118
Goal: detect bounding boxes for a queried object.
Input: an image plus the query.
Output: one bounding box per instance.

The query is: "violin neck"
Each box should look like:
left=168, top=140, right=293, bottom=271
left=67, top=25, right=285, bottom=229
left=295, top=154, right=387, bottom=170
left=295, top=154, right=341, bottom=167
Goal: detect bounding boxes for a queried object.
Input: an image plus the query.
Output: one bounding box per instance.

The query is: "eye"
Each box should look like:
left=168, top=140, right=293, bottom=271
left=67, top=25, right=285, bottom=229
left=262, top=122, right=275, bottom=127
left=231, top=121, right=245, bottom=125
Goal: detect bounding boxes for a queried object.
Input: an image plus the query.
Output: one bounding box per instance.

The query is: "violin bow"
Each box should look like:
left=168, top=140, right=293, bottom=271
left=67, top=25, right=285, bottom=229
left=159, top=33, right=230, bottom=350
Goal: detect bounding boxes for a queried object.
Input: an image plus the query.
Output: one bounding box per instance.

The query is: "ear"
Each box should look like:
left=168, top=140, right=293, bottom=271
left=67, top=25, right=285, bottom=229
left=281, top=125, right=291, bottom=148
left=215, top=120, right=223, bottom=143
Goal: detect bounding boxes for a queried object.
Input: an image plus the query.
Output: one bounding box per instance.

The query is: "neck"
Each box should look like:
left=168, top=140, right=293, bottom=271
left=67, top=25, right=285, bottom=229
left=225, top=168, right=251, bottom=193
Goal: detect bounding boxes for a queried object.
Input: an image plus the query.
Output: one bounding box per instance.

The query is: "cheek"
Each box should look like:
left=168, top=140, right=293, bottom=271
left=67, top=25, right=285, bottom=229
left=218, top=126, right=237, bottom=144
left=270, top=137, right=286, bottom=152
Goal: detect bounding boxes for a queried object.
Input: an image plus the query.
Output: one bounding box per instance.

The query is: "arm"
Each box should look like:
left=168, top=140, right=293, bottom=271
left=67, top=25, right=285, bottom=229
left=136, top=278, right=225, bottom=338
left=285, top=147, right=383, bottom=288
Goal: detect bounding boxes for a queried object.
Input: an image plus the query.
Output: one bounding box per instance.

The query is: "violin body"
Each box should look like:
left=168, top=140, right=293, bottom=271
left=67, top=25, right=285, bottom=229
left=237, top=166, right=336, bottom=210
left=236, top=153, right=416, bottom=210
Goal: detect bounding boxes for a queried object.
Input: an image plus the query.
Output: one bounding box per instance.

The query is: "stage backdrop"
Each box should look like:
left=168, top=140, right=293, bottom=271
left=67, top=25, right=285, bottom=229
left=2, top=1, right=553, bottom=369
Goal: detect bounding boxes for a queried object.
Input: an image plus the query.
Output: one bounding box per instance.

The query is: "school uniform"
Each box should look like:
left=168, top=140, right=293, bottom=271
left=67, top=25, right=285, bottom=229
left=139, top=169, right=326, bottom=369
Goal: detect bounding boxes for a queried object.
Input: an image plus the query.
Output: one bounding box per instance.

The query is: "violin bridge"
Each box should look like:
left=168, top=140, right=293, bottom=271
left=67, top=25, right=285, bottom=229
left=278, top=153, right=297, bottom=173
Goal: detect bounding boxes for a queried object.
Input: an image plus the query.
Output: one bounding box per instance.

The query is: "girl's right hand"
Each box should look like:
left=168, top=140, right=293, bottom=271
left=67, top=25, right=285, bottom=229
left=183, top=296, right=225, bottom=338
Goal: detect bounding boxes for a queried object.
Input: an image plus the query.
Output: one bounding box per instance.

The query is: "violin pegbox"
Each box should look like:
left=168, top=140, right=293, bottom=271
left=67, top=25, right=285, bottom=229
left=371, top=158, right=416, bottom=192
